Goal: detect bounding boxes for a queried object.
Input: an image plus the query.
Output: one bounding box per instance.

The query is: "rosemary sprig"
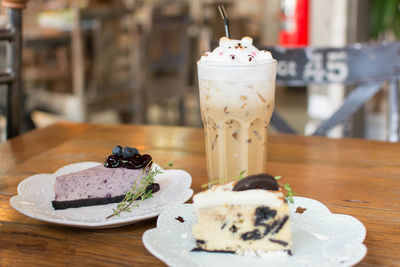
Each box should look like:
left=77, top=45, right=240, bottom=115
left=201, top=170, right=246, bottom=189
left=274, top=175, right=295, bottom=204
left=106, top=161, right=161, bottom=219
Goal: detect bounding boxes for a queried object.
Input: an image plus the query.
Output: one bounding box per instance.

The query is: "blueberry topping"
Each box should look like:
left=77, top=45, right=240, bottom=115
left=122, top=159, right=135, bottom=169
left=145, top=183, right=160, bottom=193
left=112, top=145, right=123, bottom=157
left=104, top=155, right=120, bottom=168
left=104, top=146, right=151, bottom=169
left=232, top=174, right=279, bottom=191
left=141, top=154, right=152, bottom=166
left=122, top=146, right=139, bottom=159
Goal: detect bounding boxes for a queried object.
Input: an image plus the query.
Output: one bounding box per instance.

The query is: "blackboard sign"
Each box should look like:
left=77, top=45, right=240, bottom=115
left=261, top=42, right=400, bottom=86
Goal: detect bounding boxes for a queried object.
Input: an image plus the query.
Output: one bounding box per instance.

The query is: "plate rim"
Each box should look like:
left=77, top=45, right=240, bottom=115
left=142, top=197, right=368, bottom=266
left=9, top=161, right=194, bottom=229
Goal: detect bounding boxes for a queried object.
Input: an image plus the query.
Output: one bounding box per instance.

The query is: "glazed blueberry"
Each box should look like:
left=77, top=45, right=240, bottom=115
left=104, top=155, right=120, bottom=168
left=125, top=159, right=136, bottom=169
left=122, top=146, right=139, bottom=159
left=104, top=146, right=150, bottom=169
left=141, top=154, right=152, bottom=166
left=112, top=145, right=123, bottom=157
left=145, top=183, right=160, bottom=193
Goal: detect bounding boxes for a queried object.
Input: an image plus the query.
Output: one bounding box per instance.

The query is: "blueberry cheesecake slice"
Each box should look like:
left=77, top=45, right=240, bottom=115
left=192, top=174, right=291, bottom=256
left=52, top=146, right=160, bottom=210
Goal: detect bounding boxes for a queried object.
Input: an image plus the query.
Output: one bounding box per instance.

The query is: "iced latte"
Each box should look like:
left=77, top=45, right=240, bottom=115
left=197, top=37, right=277, bottom=182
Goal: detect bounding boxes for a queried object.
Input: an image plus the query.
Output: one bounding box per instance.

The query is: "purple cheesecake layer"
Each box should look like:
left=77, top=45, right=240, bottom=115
left=54, top=165, right=147, bottom=201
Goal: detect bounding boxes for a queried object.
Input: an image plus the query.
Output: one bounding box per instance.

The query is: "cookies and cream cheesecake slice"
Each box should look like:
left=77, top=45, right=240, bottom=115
left=192, top=174, right=291, bottom=255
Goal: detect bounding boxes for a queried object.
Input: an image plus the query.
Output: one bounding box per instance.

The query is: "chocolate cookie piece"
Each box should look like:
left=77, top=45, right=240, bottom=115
left=233, top=174, right=279, bottom=191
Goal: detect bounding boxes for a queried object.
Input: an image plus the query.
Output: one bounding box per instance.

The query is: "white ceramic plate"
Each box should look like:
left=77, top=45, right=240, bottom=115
left=10, top=162, right=193, bottom=229
left=143, top=197, right=367, bottom=267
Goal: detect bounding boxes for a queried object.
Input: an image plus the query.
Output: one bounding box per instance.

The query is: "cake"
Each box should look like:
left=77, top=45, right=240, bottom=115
left=191, top=174, right=291, bottom=255
left=52, top=146, right=159, bottom=210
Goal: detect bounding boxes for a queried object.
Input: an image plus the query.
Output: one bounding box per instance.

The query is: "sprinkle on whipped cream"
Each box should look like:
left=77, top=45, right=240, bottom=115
left=199, top=36, right=274, bottom=65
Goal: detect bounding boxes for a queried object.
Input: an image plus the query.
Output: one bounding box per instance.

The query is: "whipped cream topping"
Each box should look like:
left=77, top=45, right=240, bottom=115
left=193, top=181, right=284, bottom=208
left=199, top=36, right=274, bottom=65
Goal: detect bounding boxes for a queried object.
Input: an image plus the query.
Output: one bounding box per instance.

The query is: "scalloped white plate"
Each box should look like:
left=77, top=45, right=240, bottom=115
left=143, top=197, right=367, bottom=267
left=10, top=162, right=193, bottom=229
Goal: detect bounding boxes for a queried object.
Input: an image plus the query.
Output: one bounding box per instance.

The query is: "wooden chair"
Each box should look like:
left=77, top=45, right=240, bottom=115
left=23, top=4, right=142, bottom=123
left=0, top=0, right=29, bottom=139
left=141, top=1, right=190, bottom=125
left=260, top=42, right=400, bottom=142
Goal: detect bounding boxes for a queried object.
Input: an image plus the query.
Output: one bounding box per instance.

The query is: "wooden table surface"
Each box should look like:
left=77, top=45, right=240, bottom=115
left=1, top=122, right=399, bottom=266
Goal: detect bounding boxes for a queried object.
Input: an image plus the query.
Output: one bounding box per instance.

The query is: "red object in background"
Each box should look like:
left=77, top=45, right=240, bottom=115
left=279, top=0, right=309, bottom=47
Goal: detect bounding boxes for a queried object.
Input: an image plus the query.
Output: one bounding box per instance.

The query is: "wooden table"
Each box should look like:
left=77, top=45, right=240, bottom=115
left=1, top=122, right=399, bottom=266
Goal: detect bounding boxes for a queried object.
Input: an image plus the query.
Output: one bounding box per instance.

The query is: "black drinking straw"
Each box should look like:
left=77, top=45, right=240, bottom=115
left=218, top=5, right=230, bottom=38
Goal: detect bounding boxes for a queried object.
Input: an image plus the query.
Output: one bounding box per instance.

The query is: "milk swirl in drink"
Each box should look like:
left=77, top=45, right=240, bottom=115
left=197, top=36, right=276, bottom=182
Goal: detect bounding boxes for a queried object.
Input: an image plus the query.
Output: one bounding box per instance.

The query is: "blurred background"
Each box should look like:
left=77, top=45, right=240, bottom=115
left=0, top=0, right=399, bottom=143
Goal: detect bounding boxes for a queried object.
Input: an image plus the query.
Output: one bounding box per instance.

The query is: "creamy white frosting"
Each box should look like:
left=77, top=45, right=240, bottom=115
left=192, top=181, right=284, bottom=208
left=199, top=36, right=274, bottom=65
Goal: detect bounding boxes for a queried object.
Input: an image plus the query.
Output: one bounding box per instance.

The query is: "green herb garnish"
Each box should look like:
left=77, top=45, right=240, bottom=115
left=164, top=161, right=174, bottom=168
left=201, top=170, right=246, bottom=189
left=274, top=176, right=294, bottom=204
left=106, top=161, right=161, bottom=219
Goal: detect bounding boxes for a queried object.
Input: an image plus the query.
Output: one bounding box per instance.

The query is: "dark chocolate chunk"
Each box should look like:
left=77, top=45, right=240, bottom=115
left=263, top=219, right=280, bottom=236
left=241, top=229, right=262, bottom=240
left=255, top=207, right=277, bottom=226
left=175, top=216, right=185, bottom=223
left=295, top=207, right=307, bottom=214
left=273, top=215, right=289, bottom=234
left=196, top=240, right=206, bottom=245
left=269, top=238, right=288, bottom=247
left=232, top=174, right=279, bottom=191
left=229, top=225, right=238, bottom=233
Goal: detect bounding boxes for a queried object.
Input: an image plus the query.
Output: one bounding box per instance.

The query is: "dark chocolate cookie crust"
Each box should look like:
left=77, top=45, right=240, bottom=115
left=52, top=183, right=160, bottom=210
left=52, top=195, right=125, bottom=210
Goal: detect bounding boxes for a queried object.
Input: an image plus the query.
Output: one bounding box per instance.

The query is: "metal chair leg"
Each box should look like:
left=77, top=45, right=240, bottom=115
left=6, top=8, right=23, bottom=139
left=313, top=82, right=382, bottom=137
left=388, top=79, right=399, bottom=142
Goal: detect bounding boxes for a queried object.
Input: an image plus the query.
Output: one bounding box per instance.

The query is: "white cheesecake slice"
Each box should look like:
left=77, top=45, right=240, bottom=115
left=192, top=174, right=291, bottom=255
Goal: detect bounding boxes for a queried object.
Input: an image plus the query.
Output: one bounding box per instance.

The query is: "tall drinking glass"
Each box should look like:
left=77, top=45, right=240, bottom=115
left=197, top=59, right=277, bottom=182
